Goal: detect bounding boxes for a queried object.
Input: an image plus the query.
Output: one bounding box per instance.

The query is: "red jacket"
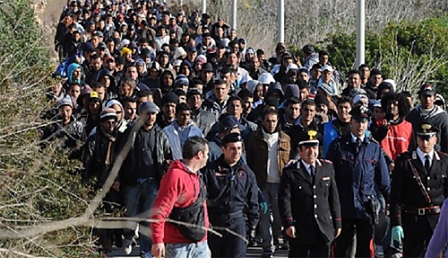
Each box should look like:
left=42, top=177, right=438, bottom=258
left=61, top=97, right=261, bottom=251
left=150, top=160, right=209, bottom=244
left=380, top=119, right=413, bottom=160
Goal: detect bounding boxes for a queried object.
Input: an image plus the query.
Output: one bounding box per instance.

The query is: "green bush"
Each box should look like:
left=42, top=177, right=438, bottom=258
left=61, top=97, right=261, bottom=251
left=0, top=0, right=96, bottom=257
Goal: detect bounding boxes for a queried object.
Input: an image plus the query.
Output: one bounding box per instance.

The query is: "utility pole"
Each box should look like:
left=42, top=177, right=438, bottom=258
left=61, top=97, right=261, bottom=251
left=202, top=0, right=206, bottom=14
left=231, top=0, right=237, bottom=29
left=356, top=0, right=365, bottom=67
left=278, top=0, right=284, bottom=43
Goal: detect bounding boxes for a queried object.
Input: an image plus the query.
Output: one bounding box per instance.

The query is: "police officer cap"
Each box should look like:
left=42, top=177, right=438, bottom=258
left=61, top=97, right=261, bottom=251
left=297, top=129, right=321, bottom=147
left=416, top=123, right=439, bottom=138
left=221, top=132, right=242, bottom=145
left=349, top=105, right=372, bottom=122
left=219, top=114, right=240, bottom=132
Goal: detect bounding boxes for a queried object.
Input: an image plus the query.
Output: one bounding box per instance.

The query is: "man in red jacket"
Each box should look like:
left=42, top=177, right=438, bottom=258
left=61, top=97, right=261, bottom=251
left=151, top=136, right=210, bottom=258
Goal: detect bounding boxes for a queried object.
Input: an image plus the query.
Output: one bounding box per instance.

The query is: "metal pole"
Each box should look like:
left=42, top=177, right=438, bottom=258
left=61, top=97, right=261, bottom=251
left=231, top=0, right=237, bottom=29
left=202, top=0, right=207, bottom=14
left=278, top=0, right=284, bottom=43
left=179, top=0, right=183, bottom=7
left=356, top=0, right=365, bottom=67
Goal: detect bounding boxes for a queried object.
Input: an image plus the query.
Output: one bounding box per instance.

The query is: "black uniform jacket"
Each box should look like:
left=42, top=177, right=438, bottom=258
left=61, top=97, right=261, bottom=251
left=278, top=159, right=342, bottom=244
left=390, top=150, right=448, bottom=229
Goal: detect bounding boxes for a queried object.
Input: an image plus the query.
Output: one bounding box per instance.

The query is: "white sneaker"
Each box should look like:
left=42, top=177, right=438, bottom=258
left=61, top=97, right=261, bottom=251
left=123, top=238, right=133, bottom=255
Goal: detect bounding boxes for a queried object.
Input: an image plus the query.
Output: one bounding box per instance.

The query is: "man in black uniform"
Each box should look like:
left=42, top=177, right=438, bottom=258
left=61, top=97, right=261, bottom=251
left=279, top=129, right=342, bottom=257
left=390, top=122, right=448, bottom=257
left=202, top=133, right=259, bottom=258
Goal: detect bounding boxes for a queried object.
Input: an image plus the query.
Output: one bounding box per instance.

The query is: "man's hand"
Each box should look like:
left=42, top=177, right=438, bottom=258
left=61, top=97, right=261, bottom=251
left=151, top=243, right=165, bottom=258
left=112, top=181, right=120, bottom=191
left=259, top=201, right=268, bottom=214
left=285, top=226, right=296, bottom=238
left=335, top=228, right=342, bottom=238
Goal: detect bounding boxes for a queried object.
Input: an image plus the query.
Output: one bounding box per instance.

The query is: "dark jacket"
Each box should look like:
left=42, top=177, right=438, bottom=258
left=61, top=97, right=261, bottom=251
left=82, top=128, right=116, bottom=188
left=202, top=156, right=259, bottom=229
left=191, top=108, right=216, bottom=137
left=246, top=129, right=291, bottom=189
left=390, top=150, right=448, bottom=229
left=278, top=159, right=342, bottom=244
left=326, top=133, right=390, bottom=220
left=116, top=123, right=172, bottom=186
left=406, top=105, right=448, bottom=153
left=41, top=115, right=84, bottom=151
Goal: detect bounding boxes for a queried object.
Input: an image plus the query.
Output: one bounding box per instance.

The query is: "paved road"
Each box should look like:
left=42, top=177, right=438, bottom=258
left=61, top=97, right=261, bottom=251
left=108, top=245, right=289, bottom=258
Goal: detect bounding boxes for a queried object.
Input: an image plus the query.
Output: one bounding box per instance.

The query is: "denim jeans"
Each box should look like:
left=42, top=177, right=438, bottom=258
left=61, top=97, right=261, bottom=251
left=122, top=178, right=159, bottom=254
left=165, top=240, right=209, bottom=258
left=260, top=182, right=282, bottom=251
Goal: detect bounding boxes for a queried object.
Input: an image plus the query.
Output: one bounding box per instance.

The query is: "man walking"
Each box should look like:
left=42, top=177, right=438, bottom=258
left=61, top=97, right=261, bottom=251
left=279, top=129, right=341, bottom=257
left=390, top=123, right=448, bottom=257
left=151, top=136, right=210, bottom=258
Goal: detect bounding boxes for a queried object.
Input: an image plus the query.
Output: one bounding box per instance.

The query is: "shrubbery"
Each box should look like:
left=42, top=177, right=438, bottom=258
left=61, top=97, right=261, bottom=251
left=0, top=0, right=95, bottom=256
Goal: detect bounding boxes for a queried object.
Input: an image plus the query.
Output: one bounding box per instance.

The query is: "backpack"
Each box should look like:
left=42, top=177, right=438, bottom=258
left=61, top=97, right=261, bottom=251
left=168, top=174, right=207, bottom=242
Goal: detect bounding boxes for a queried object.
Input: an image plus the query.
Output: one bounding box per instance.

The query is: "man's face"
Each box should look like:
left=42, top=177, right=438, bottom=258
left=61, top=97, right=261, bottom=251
left=143, top=112, right=157, bottom=127
left=93, top=88, right=105, bottom=101
left=374, top=106, right=385, bottom=121
left=123, top=102, right=137, bottom=120
left=298, top=145, right=319, bottom=165
left=360, top=67, right=370, bottom=80
left=100, top=76, right=111, bottom=88
left=227, top=100, right=243, bottom=118
left=322, top=70, right=333, bottom=83
left=250, top=57, right=260, bottom=70
left=202, top=70, right=214, bottom=82
left=187, top=94, right=202, bottom=110
left=286, top=103, right=301, bottom=121
left=198, top=145, right=209, bottom=169
left=298, top=72, right=309, bottom=82
left=176, top=110, right=191, bottom=126
left=318, top=103, right=328, bottom=114
left=119, top=82, right=133, bottom=96
left=59, top=105, right=72, bottom=122
left=262, top=113, right=278, bottom=133
left=163, top=102, right=176, bottom=118
left=162, top=72, right=174, bottom=86
left=319, top=55, right=329, bottom=65
left=311, top=68, right=322, bottom=80
left=337, top=102, right=352, bottom=122
left=228, top=53, right=238, bottom=66
left=89, top=99, right=101, bottom=115
left=213, top=84, right=228, bottom=102
left=222, top=141, right=243, bottom=165
left=300, top=104, right=316, bottom=123
left=370, top=74, right=383, bottom=87
left=420, top=94, right=435, bottom=109
left=350, top=119, right=368, bottom=138
left=386, top=100, right=399, bottom=118
left=69, top=85, right=81, bottom=99
left=101, top=118, right=116, bottom=134
left=243, top=97, right=253, bottom=112
left=417, top=135, right=437, bottom=154
left=126, top=67, right=138, bottom=80
left=299, top=88, right=309, bottom=101
left=91, top=58, right=102, bottom=71
left=111, top=104, right=123, bottom=122
left=104, top=58, right=116, bottom=70
left=348, top=73, right=361, bottom=88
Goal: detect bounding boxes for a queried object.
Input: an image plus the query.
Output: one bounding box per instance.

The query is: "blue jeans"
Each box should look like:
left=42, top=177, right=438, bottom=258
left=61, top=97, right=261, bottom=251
left=260, top=182, right=282, bottom=251
left=122, top=178, right=159, bottom=254
left=165, top=241, right=209, bottom=258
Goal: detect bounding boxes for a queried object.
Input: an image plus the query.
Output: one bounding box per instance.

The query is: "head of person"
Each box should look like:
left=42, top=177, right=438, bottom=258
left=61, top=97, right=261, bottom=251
left=416, top=123, right=438, bottom=154
left=349, top=105, right=371, bottom=138
left=318, top=50, right=329, bottom=65
left=369, top=68, right=383, bottom=88
left=187, top=88, right=203, bottom=111
left=310, top=63, right=322, bottom=80
left=337, top=96, right=353, bottom=123
left=353, top=94, right=369, bottom=107
left=373, top=100, right=385, bottom=121
left=297, top=129, right=321, bottom=165
left=125, top=64, right=139, bottom=80
left=435, top=94, right=446, bottom=110
left=285, top=97, right=301, bottom=121
left=377, top=81, right=395, bottom=99
left=136, top=89, right=154, bottom=108
left=358, top=64, right=370, bottom=81
left=298, top=79, right=310, bottom=102
left=381, top=93, right=411, bottom=120
left=99, top=108, right=118, bottom=134
left=213, top=79, right=229, bottom=103
left=401, top=91, right=414, bottom=109
left=261, top=108, right=279, bottom=134
left=321, top=65, right=334, bottom=83
left=418, top=83, right=436, bottom=110
left=119, top=77, right=136, bottom=97
left=297, top=68, right=310, bottom=82
left=162, top=92, right=179, bottom=119
left=237, top=89, right=254, bottom=113
left=57, top=98, right=73, bottom=124
left=121, top=97, right=137, bottom=121
left=221, top=132, right=243, bottom=166
left=88, top=91, right=101, bottom=116
left=182, top=136, right=209, bottom=169
left=300, top=99, right=317, bottom=124
left=314, top=94, right=329, bottom=114
left=301, top=44, right=314, bottom=58
left=347, top=70, right=362, bottom=89
left=139, top=101, right=159, bottom=128
left=218, top=114, right=241, bottom=137
left=68, top=82, right=81, bottom=100
left=227, top=96, right=244, bottom=120
left=175, top=102, right=192, bottom=127
left=91, top=82, right=106, bottom=101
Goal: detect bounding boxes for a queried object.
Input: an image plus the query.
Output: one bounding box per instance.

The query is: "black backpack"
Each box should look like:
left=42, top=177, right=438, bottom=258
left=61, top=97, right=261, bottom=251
left=168, top=174, right=207, bottom=242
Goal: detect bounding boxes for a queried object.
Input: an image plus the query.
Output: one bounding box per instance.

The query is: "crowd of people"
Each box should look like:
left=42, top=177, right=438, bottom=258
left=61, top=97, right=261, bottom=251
left=45, top=0, right=448, bottom=257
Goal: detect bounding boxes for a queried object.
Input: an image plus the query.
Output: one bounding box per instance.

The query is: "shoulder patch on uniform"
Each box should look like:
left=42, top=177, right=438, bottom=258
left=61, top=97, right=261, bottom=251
left=321, top=159, right=333, bottom=164
left=438, top=151, right=448, bottom=157
left=284, top=160, right=297, bottom=168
